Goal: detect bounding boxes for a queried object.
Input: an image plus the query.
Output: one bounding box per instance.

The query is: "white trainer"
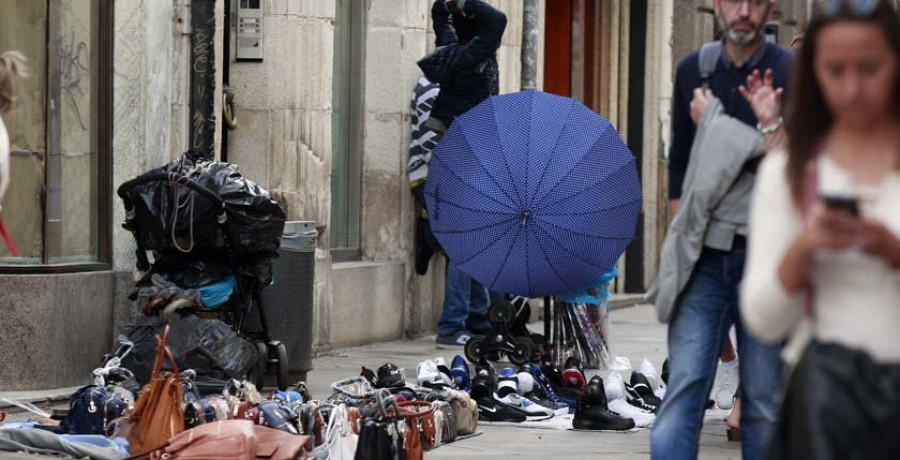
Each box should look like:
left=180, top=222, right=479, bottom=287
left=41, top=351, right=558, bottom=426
left=713, top=360, right=739, bottom=410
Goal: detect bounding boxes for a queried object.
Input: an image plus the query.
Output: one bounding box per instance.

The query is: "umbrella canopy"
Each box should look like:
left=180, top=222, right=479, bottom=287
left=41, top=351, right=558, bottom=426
left=424, top=90, right=641, bottom=297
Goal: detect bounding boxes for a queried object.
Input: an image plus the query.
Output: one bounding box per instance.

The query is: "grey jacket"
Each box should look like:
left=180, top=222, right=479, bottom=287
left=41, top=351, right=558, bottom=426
left=647, top=98, right=765, bottom=323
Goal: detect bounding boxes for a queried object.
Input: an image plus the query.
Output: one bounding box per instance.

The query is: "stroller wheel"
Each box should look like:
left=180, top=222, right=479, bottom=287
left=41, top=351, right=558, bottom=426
left=273, top=342, right=289, bottom=391
left=508, top=337, right=534, bottom=366
left=464, top=336, right=486, bottom=364
left=252, top=341, right=267, bottom=389
left=488, top=300, right=515, bottom=326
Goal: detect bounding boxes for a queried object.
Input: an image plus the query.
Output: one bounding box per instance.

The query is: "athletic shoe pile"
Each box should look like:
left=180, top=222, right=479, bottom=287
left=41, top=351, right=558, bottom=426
left=572, top=376, right=635, bottom=431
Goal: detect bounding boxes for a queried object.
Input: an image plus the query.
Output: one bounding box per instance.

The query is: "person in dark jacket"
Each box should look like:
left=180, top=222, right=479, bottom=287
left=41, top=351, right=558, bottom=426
left=425, top=0, right=507, bottom=132
left=424, top=0, right=507, bottom=348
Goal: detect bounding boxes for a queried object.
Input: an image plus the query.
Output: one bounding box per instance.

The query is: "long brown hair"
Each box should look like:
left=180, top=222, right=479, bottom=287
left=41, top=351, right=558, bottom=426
left=784, top=0, right=900, bottom=205
left=0, top=51, right=28, bottom=115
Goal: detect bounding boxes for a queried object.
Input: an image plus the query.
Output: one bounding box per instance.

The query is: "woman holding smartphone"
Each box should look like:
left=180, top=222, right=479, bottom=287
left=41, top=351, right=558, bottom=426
left=739, top=0, right=900, bottom=457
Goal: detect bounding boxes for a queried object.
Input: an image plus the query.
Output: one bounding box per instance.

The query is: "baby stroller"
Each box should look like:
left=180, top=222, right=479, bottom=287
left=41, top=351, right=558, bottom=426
left=117, top=151, right=290, bottom=390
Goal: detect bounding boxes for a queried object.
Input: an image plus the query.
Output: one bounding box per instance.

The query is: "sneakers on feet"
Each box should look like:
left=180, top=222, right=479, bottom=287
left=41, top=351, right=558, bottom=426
left=713, top=360, right=739, bottom=410
left=436, top=329, right=472, bottom=349
left=450, top=355, right=471, bottom=392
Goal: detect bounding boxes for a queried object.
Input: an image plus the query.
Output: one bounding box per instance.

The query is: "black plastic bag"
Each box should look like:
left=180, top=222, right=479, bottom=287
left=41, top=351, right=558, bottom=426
left=119, top=314, right=258, bottom=386
left=121, top=153, right=286, bottom=257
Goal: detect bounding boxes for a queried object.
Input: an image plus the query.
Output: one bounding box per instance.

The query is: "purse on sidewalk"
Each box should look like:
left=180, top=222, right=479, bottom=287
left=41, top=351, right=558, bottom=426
left=124, top=325, right=185, bottom=454
left=396, top=401, right=436, bottom=460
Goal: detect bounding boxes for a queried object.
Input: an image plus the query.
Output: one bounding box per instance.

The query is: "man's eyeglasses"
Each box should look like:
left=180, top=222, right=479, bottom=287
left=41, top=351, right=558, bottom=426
left=722, top=0, right=770, bottom=8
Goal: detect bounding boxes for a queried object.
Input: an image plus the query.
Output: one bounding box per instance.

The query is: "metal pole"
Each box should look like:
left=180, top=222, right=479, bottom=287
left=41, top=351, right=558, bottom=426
left=521, top=0, right=539, bottom=90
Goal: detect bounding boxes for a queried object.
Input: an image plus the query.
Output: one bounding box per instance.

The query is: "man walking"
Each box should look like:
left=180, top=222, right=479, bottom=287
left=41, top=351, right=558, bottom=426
left=649, top=1, right=792, bottom=458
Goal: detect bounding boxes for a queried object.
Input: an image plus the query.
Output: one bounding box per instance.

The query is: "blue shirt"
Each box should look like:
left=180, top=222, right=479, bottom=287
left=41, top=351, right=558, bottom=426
left=668, top=40, right=793, bottom=199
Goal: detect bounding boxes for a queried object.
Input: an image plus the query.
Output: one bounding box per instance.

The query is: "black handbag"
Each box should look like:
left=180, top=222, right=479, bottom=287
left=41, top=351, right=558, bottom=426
left=354, top=390, right=404, bottom=460
left=60, top=385, right=128, bottom=436
left=768, top=341, right=900, bottom=460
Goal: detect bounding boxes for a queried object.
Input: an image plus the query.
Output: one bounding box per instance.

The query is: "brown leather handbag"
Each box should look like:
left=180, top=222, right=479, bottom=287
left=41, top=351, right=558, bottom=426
left=126, top=420, right=258, bottom=460
left=254, top=425, right=312, bottom=460
left=397, top=401, right=436, bottom=460
left=126, top=325, right=186, bottom=454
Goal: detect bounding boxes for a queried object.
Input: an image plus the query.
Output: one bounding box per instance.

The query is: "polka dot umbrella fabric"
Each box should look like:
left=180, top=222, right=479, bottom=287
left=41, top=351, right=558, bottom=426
left=424, top=90, right=642, bottom=298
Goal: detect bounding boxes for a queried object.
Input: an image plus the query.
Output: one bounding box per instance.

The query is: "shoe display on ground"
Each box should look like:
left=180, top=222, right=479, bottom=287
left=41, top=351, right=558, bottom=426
left=496, top=368, right=555, bottom=421
left=626, top=372, right=661, bottom=413
left=436, top=329, right=473, bottom=349
left=375, top=363, right=406, bottom=389
left=562, top=357, right=587, bottom=392
left=434, top=357, right=455, bottom=387
left=572, top=376, right=636, bottom=431
left=713, top=360, right=739, bottom=410
left=450, top=355, right=471, bottom=392
left=417, top=359, right=446, bottom=388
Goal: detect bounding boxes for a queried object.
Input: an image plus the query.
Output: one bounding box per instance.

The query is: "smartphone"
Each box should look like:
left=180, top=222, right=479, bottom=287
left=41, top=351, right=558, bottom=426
left=820, top=193, right=859, bottom=216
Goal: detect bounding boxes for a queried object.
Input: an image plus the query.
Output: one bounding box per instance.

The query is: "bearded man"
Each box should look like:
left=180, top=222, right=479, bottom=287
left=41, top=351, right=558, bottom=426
left=649, top=1, right=793, bottom=459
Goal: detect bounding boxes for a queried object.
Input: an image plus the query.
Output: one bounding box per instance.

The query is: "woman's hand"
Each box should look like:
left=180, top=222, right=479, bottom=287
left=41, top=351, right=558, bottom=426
left=857, top=218, right=900, bottom=269
left=798, top=202, right=860, bottom=253
left=739, top=69, right=784, bottom=127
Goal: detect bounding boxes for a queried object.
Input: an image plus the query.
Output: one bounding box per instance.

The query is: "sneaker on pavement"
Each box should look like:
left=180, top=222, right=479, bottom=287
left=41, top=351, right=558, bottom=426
left=375, top=363, right=407, bottom=389
left=436, top=329, right=472, bottom=349
left=637, top=359, right=663, bottom=392
left=525, top=364, right=575, bottom=413
left=713, top=360, right=739, bottom=410
left=626, top=372, right=661, bottom=413
left=450, top=355, right=471, bottom=392
left=360, top=366, right=377, bottom=387
left=605, top=371, right=628, bottom=402
left=434, top=357, right=454, bottom=387
left=496, top=368, right=554, bottom=421
left=607, top=399, right=655, bottom=428
left=573, top=376, right=635, bottom=431
left=417, top=359, right=445, bottom=388
left=562, top=357, right=587, bottom=393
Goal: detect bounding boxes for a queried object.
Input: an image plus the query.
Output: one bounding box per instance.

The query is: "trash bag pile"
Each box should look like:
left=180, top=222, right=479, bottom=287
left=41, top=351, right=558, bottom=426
left=120, top=152, right=286, bottom=284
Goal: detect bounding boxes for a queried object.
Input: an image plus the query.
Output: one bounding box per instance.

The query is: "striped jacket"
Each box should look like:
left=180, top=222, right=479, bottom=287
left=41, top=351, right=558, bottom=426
left=408, top=77, right=442, bottom=189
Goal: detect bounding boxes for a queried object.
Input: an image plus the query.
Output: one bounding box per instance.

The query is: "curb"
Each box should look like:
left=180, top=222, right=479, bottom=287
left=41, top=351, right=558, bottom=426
left=609, top=294, right=648, bottom=311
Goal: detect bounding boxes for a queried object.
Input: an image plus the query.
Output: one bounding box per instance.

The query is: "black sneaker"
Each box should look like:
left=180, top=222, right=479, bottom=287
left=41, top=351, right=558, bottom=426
left=661, top=358, right=669, bottom=386
left=360, top=366, right=378, bottom=387
left=436, top=329, right=473, bottom=349
left=573, top=376, right=636, bottom=431
left=375, top=363, right=406, bottom=389
left=626, top=372, right=661, bottom=413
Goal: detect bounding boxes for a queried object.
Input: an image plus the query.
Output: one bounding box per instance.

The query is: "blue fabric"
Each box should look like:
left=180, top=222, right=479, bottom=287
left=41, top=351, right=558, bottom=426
left=650, top=248, right=782, bottom=460
left=424, top=90, right=642, bottom=297
left=59, top=435, right=129, bottom=457
left=437, top=263, right=504, bottom=336
left=195, top=275, right=237, bottom=308
left=668, top=41, right=793, bottom=199
left=557, top=266, right=617, bottom=305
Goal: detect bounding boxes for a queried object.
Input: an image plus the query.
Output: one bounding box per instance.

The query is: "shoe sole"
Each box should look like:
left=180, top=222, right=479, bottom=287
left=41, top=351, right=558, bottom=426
left=570, top=422, right=636, bottom=432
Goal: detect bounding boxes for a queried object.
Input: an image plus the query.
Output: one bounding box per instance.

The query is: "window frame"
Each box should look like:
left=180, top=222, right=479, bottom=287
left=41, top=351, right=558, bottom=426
left=330, top=0, right=365, bottom=261
left=0, top=0, right=112, bottom=273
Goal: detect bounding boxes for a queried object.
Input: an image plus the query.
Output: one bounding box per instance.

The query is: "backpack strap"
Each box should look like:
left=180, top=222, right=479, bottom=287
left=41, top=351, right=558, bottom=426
left=698, top=41, right=723, bottom=90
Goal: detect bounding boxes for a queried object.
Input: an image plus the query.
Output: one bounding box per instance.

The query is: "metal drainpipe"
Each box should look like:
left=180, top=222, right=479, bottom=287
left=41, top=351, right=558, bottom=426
left=521, top=0, right=539, bottom=90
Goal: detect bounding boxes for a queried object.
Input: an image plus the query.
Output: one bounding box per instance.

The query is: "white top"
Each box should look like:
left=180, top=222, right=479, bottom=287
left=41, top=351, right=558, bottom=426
left=0, top=116, right=9, bottom=208
left=740, top=150, right=900, bottom=364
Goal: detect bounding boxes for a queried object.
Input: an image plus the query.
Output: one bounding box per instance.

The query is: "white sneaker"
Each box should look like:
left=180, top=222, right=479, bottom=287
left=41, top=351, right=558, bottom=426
left=516, top=370, right=535, bottom=395
left=605, top=371, right=627, bottom=402
left=433, top=357, right=454, bottom=387
left=417, top=359, right=445, bottom=388
left=654, top=386, right=666, bottom=400
left=713, top=360, right=739, bottom=410
left=608, top=398, right=656, bottom=428
left=637, top=359, right=662, bottom=392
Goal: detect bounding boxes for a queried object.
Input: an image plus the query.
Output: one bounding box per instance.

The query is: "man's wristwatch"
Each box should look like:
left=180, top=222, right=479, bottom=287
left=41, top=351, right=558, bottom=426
left=757, top=116, right=784, bottom=135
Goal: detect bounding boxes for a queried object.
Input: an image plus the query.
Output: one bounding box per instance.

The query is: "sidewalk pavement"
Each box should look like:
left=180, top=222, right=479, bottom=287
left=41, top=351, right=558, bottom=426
left=309, top=303, right=740, bottom=460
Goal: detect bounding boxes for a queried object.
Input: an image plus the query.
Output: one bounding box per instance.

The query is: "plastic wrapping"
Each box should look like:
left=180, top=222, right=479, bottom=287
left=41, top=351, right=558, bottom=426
left=120, top=153, right=286, bottom=283
left=119, top=315, right=258, bottom=386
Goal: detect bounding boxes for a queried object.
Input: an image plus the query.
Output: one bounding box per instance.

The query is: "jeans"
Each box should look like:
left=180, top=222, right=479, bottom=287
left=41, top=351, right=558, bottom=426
left=437, top=263, right=504, bottom=336
left=650, top=248, right=782, bottom=460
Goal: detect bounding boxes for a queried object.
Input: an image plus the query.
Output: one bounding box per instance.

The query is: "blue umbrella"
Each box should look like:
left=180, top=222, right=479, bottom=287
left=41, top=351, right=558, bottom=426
left=424, top=90, right=641, bottom=298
